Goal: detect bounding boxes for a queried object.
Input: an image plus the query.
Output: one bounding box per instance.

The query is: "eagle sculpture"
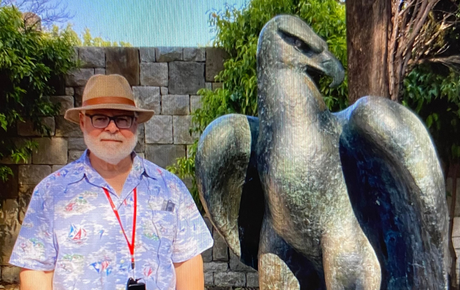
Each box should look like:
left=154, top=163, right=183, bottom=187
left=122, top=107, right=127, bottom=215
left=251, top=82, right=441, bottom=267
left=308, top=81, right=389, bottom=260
left=195, top=15, right=449, bottom=290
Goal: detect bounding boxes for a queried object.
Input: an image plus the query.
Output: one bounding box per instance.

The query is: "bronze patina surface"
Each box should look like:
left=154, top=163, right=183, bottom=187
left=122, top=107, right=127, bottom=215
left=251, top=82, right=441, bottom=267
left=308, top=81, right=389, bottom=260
left=196, top=15, right=449, bottom=290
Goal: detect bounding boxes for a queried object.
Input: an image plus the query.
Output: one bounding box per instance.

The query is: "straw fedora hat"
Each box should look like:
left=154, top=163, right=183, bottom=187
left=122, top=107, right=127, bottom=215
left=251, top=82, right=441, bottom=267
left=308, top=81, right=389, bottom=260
left=64, top=74, right=154, bottom=124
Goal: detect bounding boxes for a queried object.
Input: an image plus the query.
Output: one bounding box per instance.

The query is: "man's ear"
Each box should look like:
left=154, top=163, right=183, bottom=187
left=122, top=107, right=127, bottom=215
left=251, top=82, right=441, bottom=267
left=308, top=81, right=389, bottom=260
left=79, top=112, right=85, bottom=131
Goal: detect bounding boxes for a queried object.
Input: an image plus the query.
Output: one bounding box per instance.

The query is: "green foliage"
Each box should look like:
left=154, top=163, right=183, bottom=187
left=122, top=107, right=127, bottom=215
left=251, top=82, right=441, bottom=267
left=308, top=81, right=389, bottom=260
left=52, top=25, right=132, bottom=47
left=0, top=5, right=76, bottom=181
left=167, top=0, right=347, bottom=202
left=402, top=65, right=460, bottom=167
left=77, top=28, right=132, bottom=47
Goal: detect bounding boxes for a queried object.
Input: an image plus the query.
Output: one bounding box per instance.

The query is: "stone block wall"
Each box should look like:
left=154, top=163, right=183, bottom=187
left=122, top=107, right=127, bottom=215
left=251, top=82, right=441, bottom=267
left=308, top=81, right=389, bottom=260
left=0, top=46, right=258, bottom=289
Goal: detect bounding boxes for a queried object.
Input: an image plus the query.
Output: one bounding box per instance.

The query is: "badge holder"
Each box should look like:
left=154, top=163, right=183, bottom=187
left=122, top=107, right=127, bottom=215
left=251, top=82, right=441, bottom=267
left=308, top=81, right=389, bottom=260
left=126, top=278, right=146, bottom=290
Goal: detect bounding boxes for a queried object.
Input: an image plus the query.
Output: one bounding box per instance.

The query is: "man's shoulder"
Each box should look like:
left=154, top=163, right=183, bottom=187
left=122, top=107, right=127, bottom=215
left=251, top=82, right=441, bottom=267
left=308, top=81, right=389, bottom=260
left=35, top=159, right=85, bottom=190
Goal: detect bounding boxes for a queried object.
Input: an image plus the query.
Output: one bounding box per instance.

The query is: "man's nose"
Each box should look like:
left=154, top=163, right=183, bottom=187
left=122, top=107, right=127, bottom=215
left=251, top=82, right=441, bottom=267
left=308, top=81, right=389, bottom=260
left=105, top=120, right=119, bottom=132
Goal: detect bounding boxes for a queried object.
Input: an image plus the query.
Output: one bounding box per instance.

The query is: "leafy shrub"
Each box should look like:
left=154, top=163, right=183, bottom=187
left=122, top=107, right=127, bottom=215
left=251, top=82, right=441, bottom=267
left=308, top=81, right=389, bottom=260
left=0, top=6, right=76, bottom=181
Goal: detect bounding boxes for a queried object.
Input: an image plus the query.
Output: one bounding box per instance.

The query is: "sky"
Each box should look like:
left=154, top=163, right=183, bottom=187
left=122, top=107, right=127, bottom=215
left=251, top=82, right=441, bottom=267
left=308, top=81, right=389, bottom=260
left=57, top=0, right=248, bottom=47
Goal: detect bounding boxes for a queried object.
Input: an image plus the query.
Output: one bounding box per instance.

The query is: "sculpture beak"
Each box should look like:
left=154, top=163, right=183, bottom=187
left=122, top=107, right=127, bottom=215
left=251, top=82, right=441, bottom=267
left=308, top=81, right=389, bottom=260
left=321, top=51, right=345, bottom=88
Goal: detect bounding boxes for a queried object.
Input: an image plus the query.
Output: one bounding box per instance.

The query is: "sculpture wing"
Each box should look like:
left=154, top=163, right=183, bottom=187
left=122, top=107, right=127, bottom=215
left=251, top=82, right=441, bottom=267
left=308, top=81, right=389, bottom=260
left=337, top=96, right=449, bottom=289
left=195, top=114, right=263, bottom=269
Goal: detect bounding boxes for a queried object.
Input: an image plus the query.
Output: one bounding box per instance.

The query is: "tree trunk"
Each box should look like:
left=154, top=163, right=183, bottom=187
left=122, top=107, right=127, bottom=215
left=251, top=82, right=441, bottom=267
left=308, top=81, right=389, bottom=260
left=346, top=0, right=391, bottom=104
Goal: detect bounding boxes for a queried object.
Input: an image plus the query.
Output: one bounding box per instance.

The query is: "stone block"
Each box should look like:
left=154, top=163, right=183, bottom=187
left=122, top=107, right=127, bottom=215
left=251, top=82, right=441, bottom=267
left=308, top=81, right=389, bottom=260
left=132, top=86, right=161, bottom=114
left=52, top=165, right=65, bottom=172
left=214, top=272, right=245, bottom=287
left=32, top=138, right=68, bottom=165
left=55, top=116, right=82, bottom=137
left=173, top=116, right=194, bottom=144
left=95, top=68, right=106, bottom=75
left=156, top=47, right=183, bottom=62
left=202, top=247, right=213, bottom=263
left=0, top=199, right=20, bottom=266
left=0, top=166, right=18, bottom=199
left=160, top=87, right=168, bottom=95
left=1, top=266, right=20, bottom=283
left=205, top=47, right=229, bottom=82
left=204, top=262, right=228, bottom=272
left=18, top=165, right=51, bottom=185
left=204, top=272, right=214, bottom=286
left=17, top=117, right=55, bottom=137
left=162, top=95, right=189, bottom=115
left=205, top=82, right=212, bottom=90
left=68, top=138, right=87, bottom=151
left=230, top=250, right=255, bottom=272
left=140, top=47, right=156, bottom=62
left=65, top=68, right=94, bottom=86
left=106, top=47, right=140, bottom=85
left=184, top=47, right=205, bottom=62
left=65, top=87, right=74, bottom=96
left=18, top=184, right=34, bottom=222
left=0, top=199, right=19, bottom=227
left=78, top=47, right=105, bottom=68
left=191, top=95, right=203, bottom=113
left=212, top=82, right=223, bottom=90
left=246, top=272, right=259, bottom=287
left=145, top=115, right=172, bottom=144
left=140, top=63, right=168, bottom=87
left=213, top=230, right=228, bottom=261
left=50, top=96, right=74, bottom=115
left=169, top=62, right=205, bottom=95
left=69, top=150, right=84, bottom=162
left=145, top=145, right=186, bottom=169
left=74, top=86, right=85, bottom=107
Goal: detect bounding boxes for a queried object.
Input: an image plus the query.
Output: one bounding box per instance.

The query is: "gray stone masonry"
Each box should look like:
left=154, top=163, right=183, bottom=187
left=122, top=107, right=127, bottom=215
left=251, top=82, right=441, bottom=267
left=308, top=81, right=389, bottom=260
left=0, top=46, right=256, bottom=289
left=162, top=95, right=189, bottom=115
left=32, top=138, right=68, bottom=165
left=106, top=47, right=139, bottom=85
left=145, top=144, right=185, bottom=169
left=140, top=62, right=168, bottom=87
left=156, top=47, right=183, bottom=62
left=173, top=116, right=194, bottom=144
left=17, top=117, right=55, bottom=137
left=78, top=47, right=105, bottom=68
left=50, top=95, right=74, bottom=115
left=145, top=115, right=173, bottom=144
left=169, top=62, right=205, bottom=95
left=139, top=47, right=155, bottom=62
left=133, top=86, right=161, bottom=114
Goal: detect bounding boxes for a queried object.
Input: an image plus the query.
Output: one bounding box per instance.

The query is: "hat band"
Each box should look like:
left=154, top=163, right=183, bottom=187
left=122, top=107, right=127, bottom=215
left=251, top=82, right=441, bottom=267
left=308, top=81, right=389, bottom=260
left=83, top=96, right=136, bottom=107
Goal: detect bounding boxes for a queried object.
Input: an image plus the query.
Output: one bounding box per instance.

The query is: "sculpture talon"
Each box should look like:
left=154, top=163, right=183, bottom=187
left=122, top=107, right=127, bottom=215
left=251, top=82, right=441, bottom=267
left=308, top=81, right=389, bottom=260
left=196, top=15, right=449, bottom=290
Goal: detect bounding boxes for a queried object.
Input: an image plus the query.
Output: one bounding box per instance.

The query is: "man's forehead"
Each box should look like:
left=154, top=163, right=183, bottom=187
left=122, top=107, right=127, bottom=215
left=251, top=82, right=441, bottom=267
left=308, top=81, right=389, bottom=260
left=84, top=109, right=135, bottom=116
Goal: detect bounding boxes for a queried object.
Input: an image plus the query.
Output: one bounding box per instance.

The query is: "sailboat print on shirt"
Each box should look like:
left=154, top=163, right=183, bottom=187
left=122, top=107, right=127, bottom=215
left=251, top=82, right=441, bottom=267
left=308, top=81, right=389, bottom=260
left=68, top=224, right=87, bottom=244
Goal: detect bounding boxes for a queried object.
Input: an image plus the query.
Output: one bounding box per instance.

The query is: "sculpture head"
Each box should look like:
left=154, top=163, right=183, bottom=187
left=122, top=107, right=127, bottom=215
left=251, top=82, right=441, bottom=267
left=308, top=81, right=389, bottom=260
left=257, top=15, right=344, bottom=87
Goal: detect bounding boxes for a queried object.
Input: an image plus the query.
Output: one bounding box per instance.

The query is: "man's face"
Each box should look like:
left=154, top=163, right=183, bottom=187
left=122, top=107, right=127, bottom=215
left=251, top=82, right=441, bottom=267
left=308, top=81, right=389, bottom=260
left=79, top=109, right=138, bottom=165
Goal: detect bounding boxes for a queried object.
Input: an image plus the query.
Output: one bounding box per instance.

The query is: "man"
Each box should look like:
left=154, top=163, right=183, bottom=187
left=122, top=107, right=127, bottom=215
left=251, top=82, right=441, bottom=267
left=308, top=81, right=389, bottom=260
left=9, top=74, right=213, bottom=290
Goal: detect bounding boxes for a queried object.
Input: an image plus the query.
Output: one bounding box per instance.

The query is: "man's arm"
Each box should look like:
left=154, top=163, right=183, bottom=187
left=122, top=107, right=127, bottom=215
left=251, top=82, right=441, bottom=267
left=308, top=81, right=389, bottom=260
left=19, top=269, right=54, bottom=290
left=174, top=254, right=204, bottom=290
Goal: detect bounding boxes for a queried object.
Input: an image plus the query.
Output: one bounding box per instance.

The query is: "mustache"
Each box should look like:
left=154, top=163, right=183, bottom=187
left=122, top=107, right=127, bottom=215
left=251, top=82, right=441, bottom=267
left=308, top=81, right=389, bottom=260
left=98, top=133, right=124, bottom=141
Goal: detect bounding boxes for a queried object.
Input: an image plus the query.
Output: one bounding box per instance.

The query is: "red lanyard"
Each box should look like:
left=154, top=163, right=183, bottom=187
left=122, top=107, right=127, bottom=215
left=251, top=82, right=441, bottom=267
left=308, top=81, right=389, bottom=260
left=103, top=187, right=137, bottom=270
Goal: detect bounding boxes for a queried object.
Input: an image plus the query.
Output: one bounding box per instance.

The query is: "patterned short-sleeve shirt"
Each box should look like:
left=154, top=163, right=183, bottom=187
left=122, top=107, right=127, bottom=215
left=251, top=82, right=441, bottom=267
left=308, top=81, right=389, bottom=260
left=9, top=151, right=213, bottom=290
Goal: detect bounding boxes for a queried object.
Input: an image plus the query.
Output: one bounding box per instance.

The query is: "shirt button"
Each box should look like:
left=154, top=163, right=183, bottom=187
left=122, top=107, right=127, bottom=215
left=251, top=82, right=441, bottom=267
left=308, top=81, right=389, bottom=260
left=119, top=230, right=123, bottom=234
left=121, top=259, right=125, bottom=263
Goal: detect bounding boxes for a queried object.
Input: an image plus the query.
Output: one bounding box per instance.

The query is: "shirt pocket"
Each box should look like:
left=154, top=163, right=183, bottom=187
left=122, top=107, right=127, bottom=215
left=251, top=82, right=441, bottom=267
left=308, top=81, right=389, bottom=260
left=140, top=210, right=176, bottom=256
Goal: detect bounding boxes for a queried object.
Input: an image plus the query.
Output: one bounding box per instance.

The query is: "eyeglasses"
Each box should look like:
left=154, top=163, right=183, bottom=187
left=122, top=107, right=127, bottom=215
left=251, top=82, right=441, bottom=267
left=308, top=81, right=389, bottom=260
left=85, top=114, right=136, bottom=129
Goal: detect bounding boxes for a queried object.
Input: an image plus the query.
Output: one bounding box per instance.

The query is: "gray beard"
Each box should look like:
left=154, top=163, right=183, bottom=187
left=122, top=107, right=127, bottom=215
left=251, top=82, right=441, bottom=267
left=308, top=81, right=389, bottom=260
left=83, top=132, right=138, bottom=165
